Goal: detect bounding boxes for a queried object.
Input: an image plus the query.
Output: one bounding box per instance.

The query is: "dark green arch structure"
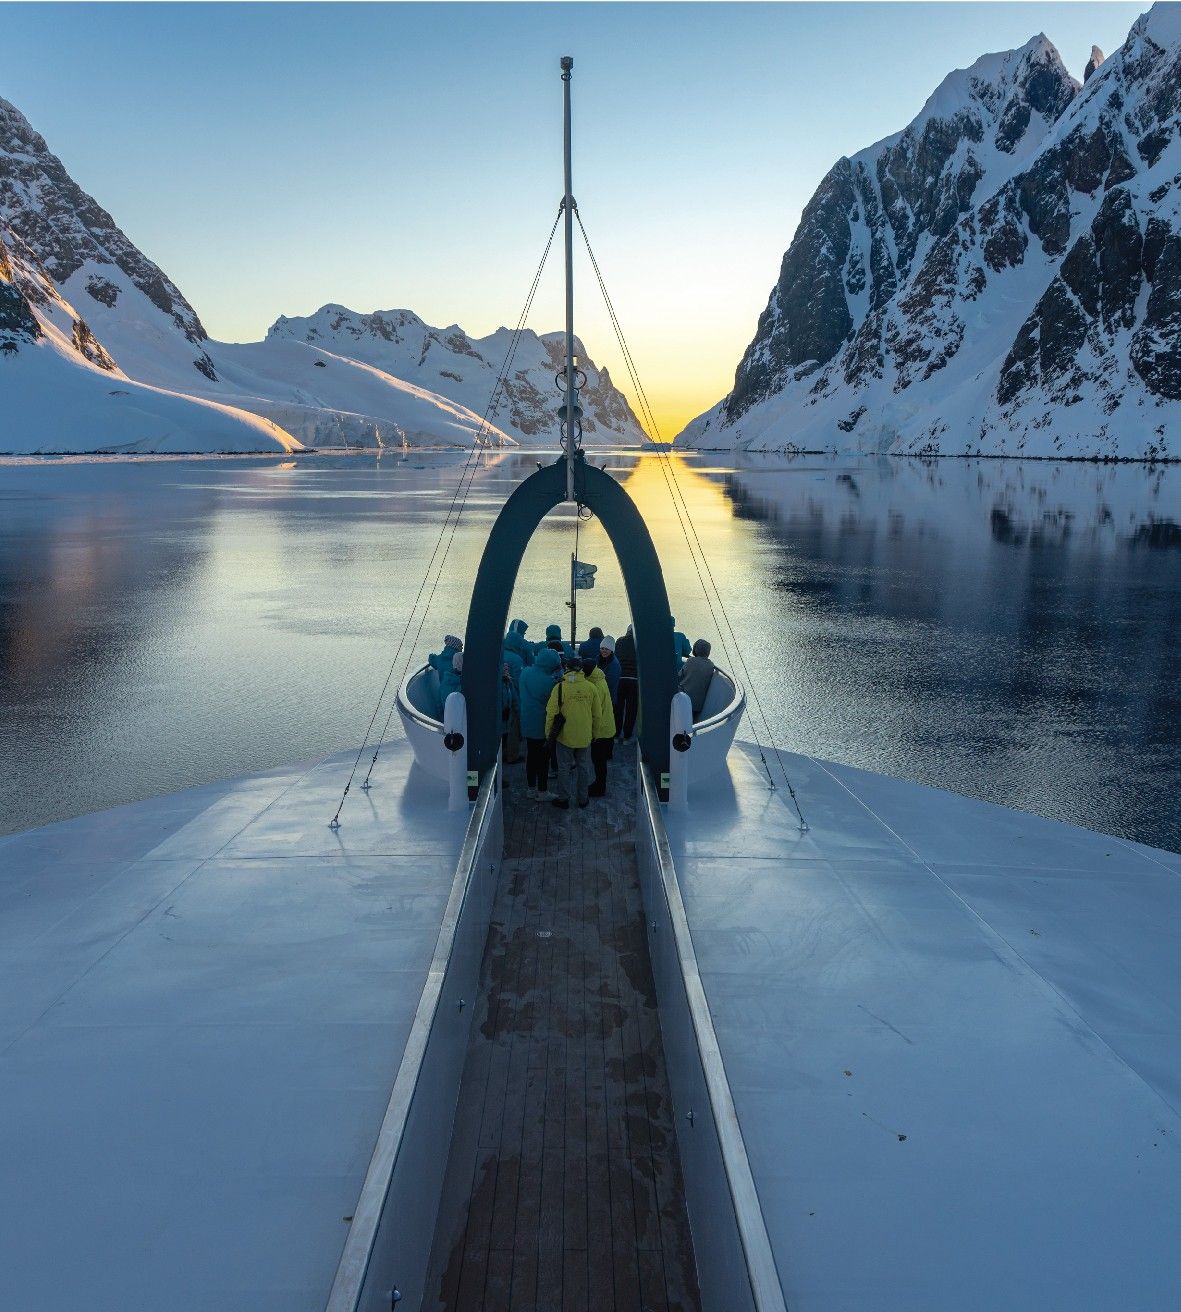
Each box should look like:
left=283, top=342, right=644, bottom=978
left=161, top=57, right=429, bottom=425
left=461, top=452, right=677, bottom=780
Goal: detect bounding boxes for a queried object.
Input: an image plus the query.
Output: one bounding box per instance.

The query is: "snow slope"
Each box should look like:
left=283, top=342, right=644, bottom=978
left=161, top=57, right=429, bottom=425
left=267, top=307, right=645, bottom=446
left=0, top=226, right=302, bottom=454
left=680, top=5, right=1181, bottom=459
left=199, top=338, right=515, bottom=449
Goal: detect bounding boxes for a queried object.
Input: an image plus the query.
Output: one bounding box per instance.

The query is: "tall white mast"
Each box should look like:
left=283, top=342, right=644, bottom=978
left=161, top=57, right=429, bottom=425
left=561, top=55, right=577, bottom=503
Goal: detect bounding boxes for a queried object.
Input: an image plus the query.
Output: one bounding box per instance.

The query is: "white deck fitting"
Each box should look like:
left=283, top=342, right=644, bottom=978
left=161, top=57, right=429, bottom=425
left=0, top=742, right=468, bottom=1312
left=667, top=744, right=1181, bottom=1311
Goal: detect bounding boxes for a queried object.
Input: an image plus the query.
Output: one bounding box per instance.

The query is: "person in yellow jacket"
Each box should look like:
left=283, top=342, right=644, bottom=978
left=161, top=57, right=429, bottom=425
left=583, top=656, right=617, bottom=798
left=545, top=657, right=603, bottom=809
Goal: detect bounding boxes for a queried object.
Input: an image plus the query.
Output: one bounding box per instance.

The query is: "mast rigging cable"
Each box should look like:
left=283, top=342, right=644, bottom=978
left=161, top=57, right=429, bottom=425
left=329, top=209, right=563, bottom=826
left=576, top=210, right=809, bottom=831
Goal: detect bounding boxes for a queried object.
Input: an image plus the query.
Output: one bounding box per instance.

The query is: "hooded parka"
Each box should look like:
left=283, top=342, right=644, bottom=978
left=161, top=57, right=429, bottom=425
left=586, top=665, right=617, bottom=739
left=544, top=670, right=602, bottom=749
left=520, top=648, right=562, bottom=739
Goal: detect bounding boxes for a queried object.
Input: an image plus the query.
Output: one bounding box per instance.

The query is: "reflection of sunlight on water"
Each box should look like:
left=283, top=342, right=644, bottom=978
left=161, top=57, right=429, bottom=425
left=504, top=454, right=749, bottom=644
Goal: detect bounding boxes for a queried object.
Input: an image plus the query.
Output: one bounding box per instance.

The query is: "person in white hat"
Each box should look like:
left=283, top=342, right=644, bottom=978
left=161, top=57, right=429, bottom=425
left=613, top=624, right=638, bottom=739
left=588, top=636, right=621, bottom=797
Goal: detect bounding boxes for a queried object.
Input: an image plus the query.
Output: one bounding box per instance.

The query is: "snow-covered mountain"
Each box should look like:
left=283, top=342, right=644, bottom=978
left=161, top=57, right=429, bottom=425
left=0, top=93, right=639, bottom=452
left=680, top=5, right=1181, bottom=459
left=266, top=306, right=645, bottom=445
left=0, top=223, right=303, bottom=454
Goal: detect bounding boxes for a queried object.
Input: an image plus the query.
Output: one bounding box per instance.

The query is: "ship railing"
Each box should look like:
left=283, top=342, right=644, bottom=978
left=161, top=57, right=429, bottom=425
left=676, top=667, right=745, bottom=785
left=397, top=661, right=745, bottom=786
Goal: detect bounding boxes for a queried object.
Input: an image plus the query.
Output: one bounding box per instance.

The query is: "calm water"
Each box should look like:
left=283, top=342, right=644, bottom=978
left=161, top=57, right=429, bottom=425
left=1, top=451, right=1179, bottom=850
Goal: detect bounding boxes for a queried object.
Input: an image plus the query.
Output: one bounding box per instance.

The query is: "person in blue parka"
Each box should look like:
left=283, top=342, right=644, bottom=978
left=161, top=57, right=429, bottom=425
left=520, top=647, right=562, bottom=798
left=578, top=626, right=604, bottom=661
left=507, top=619, right=534, bottom=665
left=544, top=623, right=576, bottom=660
left=671, top=616, right=692, bottom=668
left=428, top=634, right=463, bottom=716
left=502, top=628, right=530, bottom=687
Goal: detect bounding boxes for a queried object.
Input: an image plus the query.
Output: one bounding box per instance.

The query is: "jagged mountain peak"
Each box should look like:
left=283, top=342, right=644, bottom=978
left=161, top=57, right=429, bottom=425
left=681, top=5, right=1180, bottom=460
left=0, top=96, right=46, bottom=152
left=1085, top=45, right=1106, bottom=81
left=0, top=93, right=222, bottom=387
left=269, top=304, right=429, bottom=342
left=1133, top=1, right=1181, bottom=47
left=873, top=32, right=1074, bottom=157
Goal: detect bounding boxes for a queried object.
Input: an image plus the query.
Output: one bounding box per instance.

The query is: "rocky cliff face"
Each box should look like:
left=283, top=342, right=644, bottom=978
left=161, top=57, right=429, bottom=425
left=0, top=96, right=219, bottom=382
left=0, top=224, right=117, bottom=369
left=0, top=229, right=43, bottom=354
left=681, top=5, right=1181, bottom=459
left=267, top=307, right=646, bottom=445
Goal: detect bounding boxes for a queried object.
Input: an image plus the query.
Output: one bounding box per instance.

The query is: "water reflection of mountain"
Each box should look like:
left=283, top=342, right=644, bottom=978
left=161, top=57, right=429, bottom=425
left=718, top=456, right=1181, bottom=551
left=693, top=454, right=1181, bottom=851
left=0, top=481, right=213, bottom=692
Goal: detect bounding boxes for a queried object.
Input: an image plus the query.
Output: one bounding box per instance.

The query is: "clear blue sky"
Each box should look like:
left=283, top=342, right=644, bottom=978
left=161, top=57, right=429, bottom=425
left=4, top=2, right=1144, bottom=433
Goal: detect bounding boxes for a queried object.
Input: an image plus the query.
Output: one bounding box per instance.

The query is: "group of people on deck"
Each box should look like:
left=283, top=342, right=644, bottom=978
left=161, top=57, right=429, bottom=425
left=429, top=616, right=717, bottom=811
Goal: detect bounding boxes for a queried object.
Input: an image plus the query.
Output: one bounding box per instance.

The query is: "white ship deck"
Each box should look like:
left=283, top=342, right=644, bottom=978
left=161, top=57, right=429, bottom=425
left=3, top=733, right=1181, bottom=1310
left=0, top=741, right=468, bottom=1312
left=668, top=743, right=1181, bottom=1311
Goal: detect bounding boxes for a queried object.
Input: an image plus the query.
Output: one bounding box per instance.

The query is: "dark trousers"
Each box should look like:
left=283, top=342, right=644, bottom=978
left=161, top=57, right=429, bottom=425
left=616, top=677, right=638, bottom=739
left=525, top=737, right=550, bottom=791
left=589, top=737, right=613, bottom=795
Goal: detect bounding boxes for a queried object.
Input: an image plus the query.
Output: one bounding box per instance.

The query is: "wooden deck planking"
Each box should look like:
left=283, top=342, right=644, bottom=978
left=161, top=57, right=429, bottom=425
left=423, top=747, right=701, bottom=1312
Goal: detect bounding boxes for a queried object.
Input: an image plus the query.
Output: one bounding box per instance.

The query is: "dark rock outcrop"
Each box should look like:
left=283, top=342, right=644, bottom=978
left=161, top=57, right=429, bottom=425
left=720, top=36, right=1078, bottom=427
left=0, top=96, right=216, bottom=379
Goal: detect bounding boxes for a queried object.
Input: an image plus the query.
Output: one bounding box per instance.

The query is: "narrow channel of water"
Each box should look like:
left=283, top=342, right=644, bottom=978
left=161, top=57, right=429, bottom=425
left=1, top=451, right=1178, bottom=849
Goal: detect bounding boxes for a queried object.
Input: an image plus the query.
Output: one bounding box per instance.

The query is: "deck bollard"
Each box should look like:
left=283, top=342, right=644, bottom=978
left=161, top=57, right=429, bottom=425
left=443, top=691, right=469, bottom=811
left=668, top=690, right=693, bottom=811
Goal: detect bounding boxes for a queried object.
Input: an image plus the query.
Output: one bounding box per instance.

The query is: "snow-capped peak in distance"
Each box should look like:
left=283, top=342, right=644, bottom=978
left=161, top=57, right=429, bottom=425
left=267, top=305, right=647, bottom=445
left=679, top=3, right=1180, bottom=461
